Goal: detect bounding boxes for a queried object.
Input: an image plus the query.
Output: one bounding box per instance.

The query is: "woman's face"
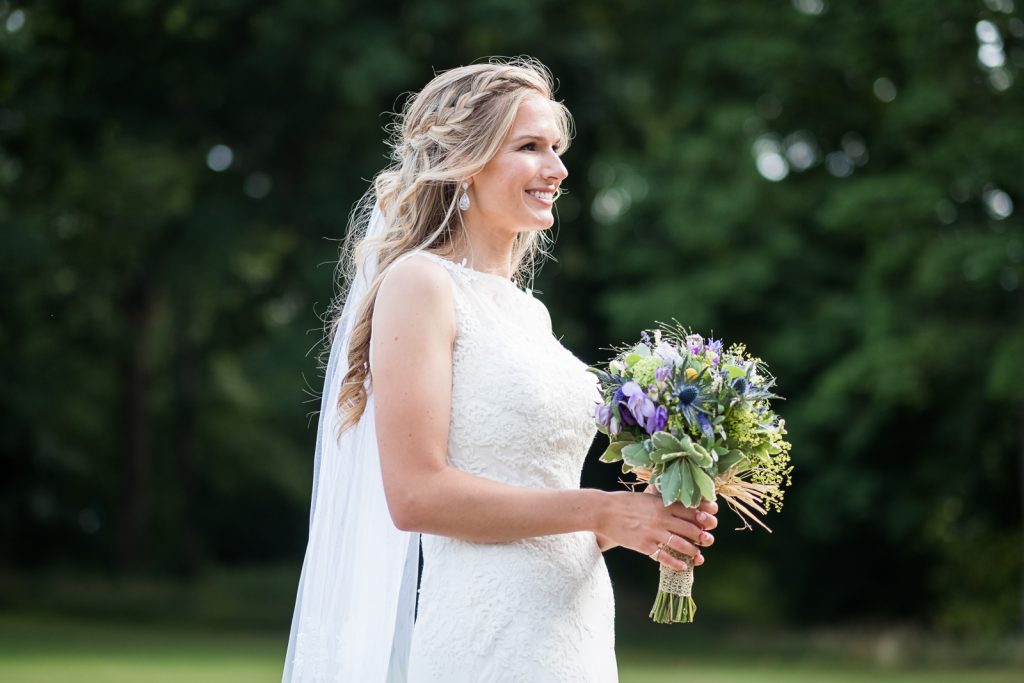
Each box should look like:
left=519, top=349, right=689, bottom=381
left=467, top=93, right=568, bottom=235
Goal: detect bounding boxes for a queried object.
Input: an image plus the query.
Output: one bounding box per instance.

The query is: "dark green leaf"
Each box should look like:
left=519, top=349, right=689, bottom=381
left=716, top=449, right=746, bottom=473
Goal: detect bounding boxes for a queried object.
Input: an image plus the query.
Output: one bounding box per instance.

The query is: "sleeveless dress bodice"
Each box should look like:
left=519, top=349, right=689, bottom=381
left=397, top=250, right=617, bottom=683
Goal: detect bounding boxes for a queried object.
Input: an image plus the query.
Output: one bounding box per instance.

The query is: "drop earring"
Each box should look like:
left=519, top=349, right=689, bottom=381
left=459, top=181, right=471, bottom=211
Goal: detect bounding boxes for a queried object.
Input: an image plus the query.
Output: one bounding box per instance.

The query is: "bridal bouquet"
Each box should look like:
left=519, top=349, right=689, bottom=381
left=589, top=322, right=793, bottom=624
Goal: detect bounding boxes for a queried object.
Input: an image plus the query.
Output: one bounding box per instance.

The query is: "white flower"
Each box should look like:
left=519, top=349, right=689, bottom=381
left=654, top=341, right=684, bottom=367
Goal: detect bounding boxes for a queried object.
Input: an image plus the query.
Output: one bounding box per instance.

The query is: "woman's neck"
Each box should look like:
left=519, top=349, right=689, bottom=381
left=443, top=227, right=516, bottom=280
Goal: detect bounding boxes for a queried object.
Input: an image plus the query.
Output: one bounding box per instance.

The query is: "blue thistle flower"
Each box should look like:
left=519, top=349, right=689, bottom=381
left=678, top=385, right=700, bottom=406
left=674, top=381, right=711, bottom=435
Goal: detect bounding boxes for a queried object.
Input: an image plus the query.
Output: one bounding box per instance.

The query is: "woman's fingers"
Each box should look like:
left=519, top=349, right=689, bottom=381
left=666, top=532, right=706, bottom=566
left=667, top=501, right=719, bottom=531
left=625, top=490, right=715, bottom=569
left=698, top=506, right=718, bottom=531
left=648, top=536, right=703, bottom=570
left=698, top=499, right=719, bottom=516
left=667, top=520, right=713, bottom=548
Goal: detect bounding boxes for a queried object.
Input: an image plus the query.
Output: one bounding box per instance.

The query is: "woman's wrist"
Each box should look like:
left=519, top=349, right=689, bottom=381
left=584, top=489, right=620, bottom=552
left=584, top=488, right=610, bottom=535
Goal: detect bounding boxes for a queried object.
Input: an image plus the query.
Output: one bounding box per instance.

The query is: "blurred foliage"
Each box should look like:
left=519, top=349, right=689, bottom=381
left=0, top=0, right=1021, bottom=635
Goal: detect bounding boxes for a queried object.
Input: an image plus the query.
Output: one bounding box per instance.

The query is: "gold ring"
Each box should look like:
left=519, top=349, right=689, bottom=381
left=649, top=546, right=662, bottom=562
left=666, top=533, right=677, bottom=548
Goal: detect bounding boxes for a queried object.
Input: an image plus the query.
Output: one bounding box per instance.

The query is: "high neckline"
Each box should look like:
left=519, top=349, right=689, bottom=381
left=421, top=251, right=519, bottom=288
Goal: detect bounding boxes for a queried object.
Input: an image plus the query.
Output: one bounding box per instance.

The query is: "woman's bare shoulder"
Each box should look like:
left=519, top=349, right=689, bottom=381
left=373, top=252, right=456, bottom=343
left=380, top=251, right=450, bottom=290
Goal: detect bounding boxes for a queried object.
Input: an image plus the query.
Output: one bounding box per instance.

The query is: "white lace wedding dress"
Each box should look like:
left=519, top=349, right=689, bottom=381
left=397, top=250, right=617, bottom=683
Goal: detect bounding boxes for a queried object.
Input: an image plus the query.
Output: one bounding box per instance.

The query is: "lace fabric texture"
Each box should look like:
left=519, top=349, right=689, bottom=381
left=399, top=251, right=618, bottom=683
left=659, top=553, right=695, bottom=596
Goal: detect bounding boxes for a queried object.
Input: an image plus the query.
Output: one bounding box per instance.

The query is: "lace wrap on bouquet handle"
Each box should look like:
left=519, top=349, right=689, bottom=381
left=658, top=551, right=694, bottom=597
left=283, top=204, right=420, bottom=682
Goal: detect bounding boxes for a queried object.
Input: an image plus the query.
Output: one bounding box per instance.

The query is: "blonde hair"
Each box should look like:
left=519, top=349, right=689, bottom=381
left=331, top=56, right=574, bottom=433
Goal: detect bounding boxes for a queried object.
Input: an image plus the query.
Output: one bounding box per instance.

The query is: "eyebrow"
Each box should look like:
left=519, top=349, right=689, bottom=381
left=509, top=134, right=562, bottom=147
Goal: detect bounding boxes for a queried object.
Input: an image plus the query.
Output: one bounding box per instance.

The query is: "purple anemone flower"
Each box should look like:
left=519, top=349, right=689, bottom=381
left=645, top=404, right=669, bottom=434
left=595, top=404, right=612, bottom=427
left=621, top=381, right=655, bottom=426
left=611, top=385, right=638, bottom=427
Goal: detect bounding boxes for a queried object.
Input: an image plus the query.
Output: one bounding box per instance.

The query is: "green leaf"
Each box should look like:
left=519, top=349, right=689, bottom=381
left=678, top=459, right=696, bottom=507
left=660, top=459, right=683, bottom=506
left=655, top=449, right=685, bottom=463
left=599, top=440, right=629, bottom=463
left=651, top=431, right=682, bottom=452
left=724, top=363, right=746, bottom=380
left=716, top=449, right=746, bottom=473
left=689, top=461, right=716, bottom=503
left=688, top=448, right=714, bottom=468
left=622, top=442, right=653, bottom=467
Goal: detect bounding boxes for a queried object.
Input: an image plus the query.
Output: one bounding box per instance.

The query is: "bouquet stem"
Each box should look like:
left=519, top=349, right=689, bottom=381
left=649, top=550, right=696, bottom=623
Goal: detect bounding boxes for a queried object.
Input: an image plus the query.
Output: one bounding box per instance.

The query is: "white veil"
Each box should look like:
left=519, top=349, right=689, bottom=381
left=283, top=204, right=420, bottom=682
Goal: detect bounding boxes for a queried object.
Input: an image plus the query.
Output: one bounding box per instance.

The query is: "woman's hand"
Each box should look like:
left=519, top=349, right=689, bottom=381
left=593, top=485, right=718, bottom=570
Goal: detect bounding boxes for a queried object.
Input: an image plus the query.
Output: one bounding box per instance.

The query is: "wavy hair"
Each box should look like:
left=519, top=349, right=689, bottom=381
left=331, top=56, right=574, bottom=434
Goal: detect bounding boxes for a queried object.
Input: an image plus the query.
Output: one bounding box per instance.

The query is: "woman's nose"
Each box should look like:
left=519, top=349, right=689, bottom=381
left=546, top=152, right=568, bottom=182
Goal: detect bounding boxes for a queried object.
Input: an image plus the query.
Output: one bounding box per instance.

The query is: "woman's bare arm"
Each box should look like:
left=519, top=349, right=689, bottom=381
left=370, top=255, right=715, bottom=567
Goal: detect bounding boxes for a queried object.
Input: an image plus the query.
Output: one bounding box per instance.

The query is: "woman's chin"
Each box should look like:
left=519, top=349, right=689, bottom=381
left=531, top=209, right=556, bottom=229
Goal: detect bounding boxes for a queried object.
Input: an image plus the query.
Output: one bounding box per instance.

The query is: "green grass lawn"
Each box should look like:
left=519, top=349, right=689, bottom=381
left=1, top=613, right=1021, bottom=683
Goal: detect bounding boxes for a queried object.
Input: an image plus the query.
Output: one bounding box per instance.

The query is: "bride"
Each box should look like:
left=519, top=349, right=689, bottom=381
left=283, top=57, right=718, bottom=682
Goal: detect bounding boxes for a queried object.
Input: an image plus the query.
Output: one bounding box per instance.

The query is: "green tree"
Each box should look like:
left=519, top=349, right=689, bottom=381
left=1, top=0, right=1020, bottom=636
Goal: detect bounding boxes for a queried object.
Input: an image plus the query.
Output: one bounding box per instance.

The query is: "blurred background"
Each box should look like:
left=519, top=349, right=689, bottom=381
left=1, top=0, right=1022, bottom=681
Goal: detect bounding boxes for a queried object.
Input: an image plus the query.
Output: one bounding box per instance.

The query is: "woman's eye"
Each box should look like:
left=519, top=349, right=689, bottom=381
left=520, top=142, right=560, bottom=153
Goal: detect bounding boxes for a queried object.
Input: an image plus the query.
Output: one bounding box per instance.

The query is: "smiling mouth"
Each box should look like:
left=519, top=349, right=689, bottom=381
left=526, top=190, right=555, bottom=203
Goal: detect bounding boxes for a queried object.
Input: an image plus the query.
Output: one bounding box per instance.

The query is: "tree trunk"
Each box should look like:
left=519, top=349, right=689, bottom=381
left=173, top=311, right=203, bottom=576
left=1019, top=400, right=1024, bottom=636
left=116, top=278, right=157, bottom=572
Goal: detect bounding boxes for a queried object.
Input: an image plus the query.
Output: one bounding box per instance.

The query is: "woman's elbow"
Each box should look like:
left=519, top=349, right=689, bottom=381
left=385, top=487, right=426, bottom=532
left=389, top=504, right=417, bottom=532
left=382, top=460, right=446, bottom=532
